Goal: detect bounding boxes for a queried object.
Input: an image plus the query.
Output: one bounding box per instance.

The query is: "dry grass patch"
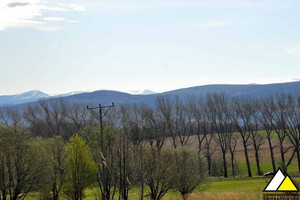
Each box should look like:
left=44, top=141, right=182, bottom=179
left=187, top=192, right=261, bottom=200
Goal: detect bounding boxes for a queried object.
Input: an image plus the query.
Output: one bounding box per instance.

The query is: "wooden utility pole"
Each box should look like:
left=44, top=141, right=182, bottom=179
left=87, top=102, right=114, bottom=200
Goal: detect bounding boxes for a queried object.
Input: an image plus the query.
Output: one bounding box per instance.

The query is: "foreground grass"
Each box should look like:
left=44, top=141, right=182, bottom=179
left=28, top=176, right=300, bottom=200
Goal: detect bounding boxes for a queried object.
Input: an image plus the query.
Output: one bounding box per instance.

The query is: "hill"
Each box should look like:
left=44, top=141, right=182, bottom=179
left=1, top=81, right=300, bottom=107
left=0, top=90, right=49, bottom=105
left=62, top=81, right=300, bottom=106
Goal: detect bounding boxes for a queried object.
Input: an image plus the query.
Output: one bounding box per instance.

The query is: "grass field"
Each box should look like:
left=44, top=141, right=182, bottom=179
left=27, top=177, right=300, bottom=200
left=26, top=162, right=300, bottom=200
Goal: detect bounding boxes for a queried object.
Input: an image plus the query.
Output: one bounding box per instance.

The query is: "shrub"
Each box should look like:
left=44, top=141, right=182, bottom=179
left=64, top=134, right=97, bottom=200
left=173, top=148, right=207, bottom=199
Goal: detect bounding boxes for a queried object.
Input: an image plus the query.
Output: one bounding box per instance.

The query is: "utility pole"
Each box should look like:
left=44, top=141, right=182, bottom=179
left=87, top=102, right=114, bottom=200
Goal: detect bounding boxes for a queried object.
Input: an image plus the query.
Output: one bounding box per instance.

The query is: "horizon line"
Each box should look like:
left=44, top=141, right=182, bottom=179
left=1, top=80, right=299, bottom=96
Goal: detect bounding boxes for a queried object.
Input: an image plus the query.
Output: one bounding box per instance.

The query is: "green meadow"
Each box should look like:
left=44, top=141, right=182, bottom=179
left=27, top=176, right=300, bottom=200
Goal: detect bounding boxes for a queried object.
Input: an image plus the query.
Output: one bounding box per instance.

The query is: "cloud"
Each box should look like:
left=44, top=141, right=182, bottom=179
left=190, top=21, right=234, bottom=28
left=57, top=3, right=86, bottom=11
left=7, top=2, right=30, bottom=7
left=42, top=17, right=79, bottom=23
left=91, top=0, right=289, bottom=10
left=43, top=17, right=66, bottom=22
left=286, top=46, right=300, bottom=56
left=0, top=0, right=86, bottom=31
left=34, top=26, right=62, bottom=31
left=68, top=4, right=86, bottom=11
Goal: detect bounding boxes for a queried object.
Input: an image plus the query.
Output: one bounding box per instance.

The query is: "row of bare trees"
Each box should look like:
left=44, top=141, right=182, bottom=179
left=0, top=92, right=299, bottom=181
left=155, top=93, right=300, bottom=177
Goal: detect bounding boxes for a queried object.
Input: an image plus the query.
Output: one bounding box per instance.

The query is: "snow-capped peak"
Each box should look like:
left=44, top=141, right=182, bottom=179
left=129, top=89, right=156, bottom=95
left=14, top=90, right=49, bottom=100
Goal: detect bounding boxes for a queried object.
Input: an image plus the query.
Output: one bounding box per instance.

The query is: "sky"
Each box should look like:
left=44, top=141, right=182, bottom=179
left=0, top=0, right=300, bottom=95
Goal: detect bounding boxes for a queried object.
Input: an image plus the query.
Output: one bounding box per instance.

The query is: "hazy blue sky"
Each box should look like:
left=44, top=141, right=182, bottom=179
left=0, top=0, right=300, bottom=95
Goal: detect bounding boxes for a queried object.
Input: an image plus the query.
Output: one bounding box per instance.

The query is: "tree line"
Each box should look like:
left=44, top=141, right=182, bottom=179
left=0, top=92, right=299, bottom=200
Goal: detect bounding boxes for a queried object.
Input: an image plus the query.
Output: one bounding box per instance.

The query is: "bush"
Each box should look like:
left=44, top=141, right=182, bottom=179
left=173, top=148, right=207, bottom=199
left=210, top=159, right=225, bottom=177
left=0, top=126, right=46, bottom=200
left=143, top=149, right=175, bottom=200
left=64, top=134, right=97, bottom=200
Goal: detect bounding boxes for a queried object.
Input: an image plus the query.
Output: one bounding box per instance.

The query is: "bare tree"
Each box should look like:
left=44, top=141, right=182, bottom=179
left=103, top=106, right=120, bottom=128
left=0, top=108, right=23, bottom=130
left=23, top=105, right=46, bottom=137
left=188, top=96, right=213, bottom=175
left=254, top=97, right=277, bottom=173
left=24, top=99, right=68, bottom=138
left=231, top=98, right=252, bottom=177
left=144, top=149, right=175, bottom=200
left=206, top=93, right=230, bottom=178
left=228, top=130, right=238, bottom=177
left=280, top=94, right=300, bottom=172
left=0, top=107, right=10, bottom=126
left=157, top=96, right=195, bottom=148
left=136, top=104, right=168, bottom=199
left=156, top=96, right=177, bottom=148
left=173, top=97, right=194, bottom=146
left=141, top=104, right=165, bottom=151
left=246, top=101, right=264, bottom=175
left=271, top=93, right=296, bottom=172
left=65, top=104, right=89, bottom=133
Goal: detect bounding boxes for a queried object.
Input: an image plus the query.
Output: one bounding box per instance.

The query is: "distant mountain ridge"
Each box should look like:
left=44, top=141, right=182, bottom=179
left=0, top=90, right=84, bottom=106
left=1, top=82, right=300, bottom=107
left=61, top=81, right=300, bottom=107
left=0, top=90, right=49, bottom=105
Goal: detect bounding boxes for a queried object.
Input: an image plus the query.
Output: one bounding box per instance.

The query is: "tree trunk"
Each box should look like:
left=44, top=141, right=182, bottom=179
left=140, top=181, right=144, bottom=200
left=267, top=138, right=276, bottom=173
left=0, top=158, right=5, bottom=200
left=207, top=154, right=212, bottom=176
left=242, top=140, right=252, bottom=177
left=0, top=181, right=6, bottom=200
left=222, top=151, right=228, bottom=178
left=230, top=152, right=235, bottom=177
left=53, top=182, right=58, bottom=200
left=254, top=148, right=262, bottom=175
left=172, top=135, right=177, bottom=149
left=198, top=150, right=202, bottom=176
left=279, top=140, right=286, bottom=172
left=1, top=190, right=6, bottom=200
left=296, top=149, right=300, bottom=173
left=182, top=193, right=190, bottom=200
left=205, top=137, right=212, bottom=176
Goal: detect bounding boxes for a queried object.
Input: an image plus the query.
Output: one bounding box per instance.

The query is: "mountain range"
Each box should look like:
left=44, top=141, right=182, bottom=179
left=1, top=81, right=300, bottom=107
